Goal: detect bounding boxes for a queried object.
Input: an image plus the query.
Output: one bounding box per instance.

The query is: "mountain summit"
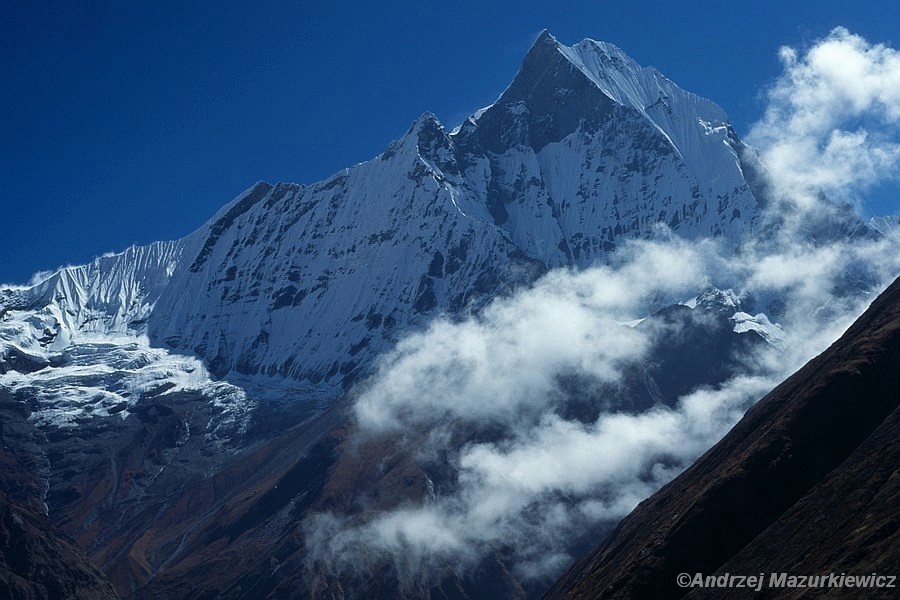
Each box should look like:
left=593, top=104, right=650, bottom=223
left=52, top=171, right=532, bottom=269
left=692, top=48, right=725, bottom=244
left=2, top=32, right=766, bottom=395
left=452, top=31, right=763, bottom=264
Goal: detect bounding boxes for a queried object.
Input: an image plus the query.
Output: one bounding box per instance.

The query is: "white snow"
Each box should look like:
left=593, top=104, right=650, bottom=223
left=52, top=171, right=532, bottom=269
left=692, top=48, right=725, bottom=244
left=869, top=215, right=900, bottom=240
left=0, top=33, right=775, bottom=439
left=0, top=334, right=250, bottom=430
left=731, top=311, right=785, bottom=347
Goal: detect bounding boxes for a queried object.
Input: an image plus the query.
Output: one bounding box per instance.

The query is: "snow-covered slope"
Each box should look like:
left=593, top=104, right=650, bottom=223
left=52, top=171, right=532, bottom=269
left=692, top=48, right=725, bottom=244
left=138, top=31, right=770, bottom=388
left=0, top=241, right=257, bottom=433
left=869, top=215, right=900, bottom=240
left=2, top=32, right=771, bottom=403
left=148, top=125, right=543, bottom=386
left=450, top=31, right=762, bottom=265
left=0, top=241, right=181, bottom=371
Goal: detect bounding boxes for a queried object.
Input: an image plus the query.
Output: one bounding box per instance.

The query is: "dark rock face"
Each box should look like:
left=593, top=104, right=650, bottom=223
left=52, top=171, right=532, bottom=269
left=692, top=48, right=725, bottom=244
left=0, top=377, right=330, bottom=598
left=545, top=277, right=900, bottom=600
left=0, top=346, right=49, bottom=375
left=462, top=30, right=616, bottom=155
left=629, top=296, right=764, bottom=410
left=0, top=498, right=119, bottom=600
left=560, top=295, right=766, bottom=423
left=0, top=414, right=119, bottom=600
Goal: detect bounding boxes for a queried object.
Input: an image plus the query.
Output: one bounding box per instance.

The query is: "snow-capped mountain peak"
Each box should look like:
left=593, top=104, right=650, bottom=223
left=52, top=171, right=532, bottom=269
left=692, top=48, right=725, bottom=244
left=3, top=32, right=769, bottom=399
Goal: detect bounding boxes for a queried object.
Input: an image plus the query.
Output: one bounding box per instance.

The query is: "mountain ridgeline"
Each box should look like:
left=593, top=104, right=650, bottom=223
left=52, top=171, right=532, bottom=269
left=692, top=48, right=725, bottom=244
left=2, top=31, right=765, bottom=392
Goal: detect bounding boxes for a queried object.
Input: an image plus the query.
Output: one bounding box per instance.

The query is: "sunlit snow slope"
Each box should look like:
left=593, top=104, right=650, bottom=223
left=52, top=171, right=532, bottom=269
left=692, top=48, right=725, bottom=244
left=2, top=32, right=778, bottom=411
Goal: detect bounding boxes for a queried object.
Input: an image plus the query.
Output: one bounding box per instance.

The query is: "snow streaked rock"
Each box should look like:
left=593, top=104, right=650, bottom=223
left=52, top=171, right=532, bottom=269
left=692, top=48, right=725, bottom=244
left=731, top=311, right=785, bottom=347
left=2, top=32, right=773, bottom=417
left=869, top=215, right=900, bottom=240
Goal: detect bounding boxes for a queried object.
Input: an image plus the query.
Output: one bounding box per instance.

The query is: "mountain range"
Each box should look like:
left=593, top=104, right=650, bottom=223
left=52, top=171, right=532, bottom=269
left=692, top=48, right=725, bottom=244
left=1, top=31, right=767, bottom=396
left=1, top=31, right=896, bottom=599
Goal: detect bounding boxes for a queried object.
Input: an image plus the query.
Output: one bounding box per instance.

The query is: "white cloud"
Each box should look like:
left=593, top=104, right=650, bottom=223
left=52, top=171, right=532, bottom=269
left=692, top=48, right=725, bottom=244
left=307, top=231, right=895, bottom=586
left=749, top=27, right=900, bottom=213
left=355, top=237, right=715, bottom=433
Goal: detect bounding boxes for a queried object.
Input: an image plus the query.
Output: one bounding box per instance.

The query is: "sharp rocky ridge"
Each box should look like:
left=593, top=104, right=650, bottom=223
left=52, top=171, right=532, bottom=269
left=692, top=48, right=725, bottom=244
left=0, top=32, right=787, bottom=402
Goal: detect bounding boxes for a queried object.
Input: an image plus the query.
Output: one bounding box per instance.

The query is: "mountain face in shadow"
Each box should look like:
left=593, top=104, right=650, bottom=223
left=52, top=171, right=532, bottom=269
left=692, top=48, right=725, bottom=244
left=546, top=276, right=900, bottom=599
left=0, top=410, right=119, bottom=600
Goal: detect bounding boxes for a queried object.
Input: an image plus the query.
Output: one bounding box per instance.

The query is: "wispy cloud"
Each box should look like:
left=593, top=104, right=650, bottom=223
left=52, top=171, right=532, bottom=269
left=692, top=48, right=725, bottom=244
left=356, top=237, right=713, bottom=433
left=307, top=238, right=888, bottom=587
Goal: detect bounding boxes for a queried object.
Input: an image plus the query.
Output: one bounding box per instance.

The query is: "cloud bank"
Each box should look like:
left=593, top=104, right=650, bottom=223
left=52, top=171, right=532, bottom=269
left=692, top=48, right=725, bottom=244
left=303, top=28, right=900, bottom=591
left=355, top=237, right=714, bottom=433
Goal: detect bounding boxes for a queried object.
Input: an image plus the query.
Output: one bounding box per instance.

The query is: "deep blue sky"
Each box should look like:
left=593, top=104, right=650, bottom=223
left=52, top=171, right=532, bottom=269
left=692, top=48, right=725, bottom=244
left=3, top=1, right=898, bottom=284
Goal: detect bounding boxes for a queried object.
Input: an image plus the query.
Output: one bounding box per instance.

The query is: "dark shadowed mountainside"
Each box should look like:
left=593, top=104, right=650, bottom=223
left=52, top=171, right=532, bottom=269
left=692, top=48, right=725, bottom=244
left=546, top=277, right=900, bottom=600
left=0, top=422, right=119, bottom=600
